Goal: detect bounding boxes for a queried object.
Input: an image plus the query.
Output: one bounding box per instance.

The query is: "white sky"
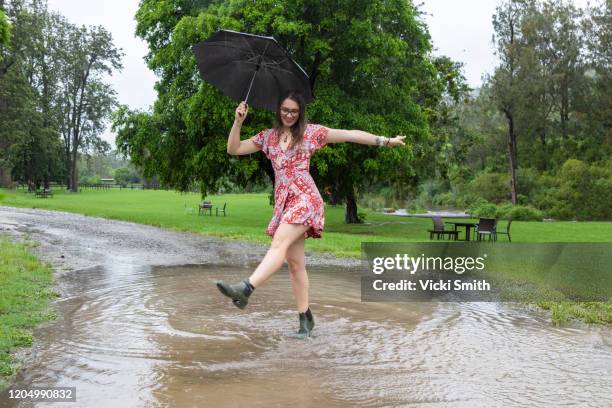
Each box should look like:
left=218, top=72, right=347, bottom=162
left=45, top=0, right=594, bottom=149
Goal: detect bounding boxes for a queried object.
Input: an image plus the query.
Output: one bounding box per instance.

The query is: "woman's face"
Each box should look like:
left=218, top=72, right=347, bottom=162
left=279, top=98, right=300, bottom=128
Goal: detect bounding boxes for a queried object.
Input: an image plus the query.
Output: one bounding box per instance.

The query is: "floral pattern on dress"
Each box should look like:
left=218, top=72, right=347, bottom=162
left=251, top=123, right=329, bottom=239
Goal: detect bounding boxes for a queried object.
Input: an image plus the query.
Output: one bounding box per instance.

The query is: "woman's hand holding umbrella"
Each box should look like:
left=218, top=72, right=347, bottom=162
left=235, top=101, right=249, bottom=125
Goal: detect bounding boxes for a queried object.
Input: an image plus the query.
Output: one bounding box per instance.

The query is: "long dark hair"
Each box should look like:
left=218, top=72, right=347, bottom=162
left=274, top=90, right=307, bottom=148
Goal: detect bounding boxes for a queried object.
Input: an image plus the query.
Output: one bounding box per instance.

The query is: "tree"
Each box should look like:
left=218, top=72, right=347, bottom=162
left=490, top=0, right=530, bottom=205
left=576, top=0, right=611, bottom=163
left=0, top=1, right=122, bottom=189
left=123, top=0, right=449, bottom=222
left=57, top=24, right=122, bottom=192
left=0, top=0, right=64, bottom=188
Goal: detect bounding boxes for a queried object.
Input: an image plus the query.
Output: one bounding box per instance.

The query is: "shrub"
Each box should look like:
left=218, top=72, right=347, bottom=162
left=357, top=210, right=367, bottom=223
left=80, top=175, right=101, bottom=185
left=467, top=199, right=498, bottom=217
left=431, top=192, right=455, bottom=207
left=516, top=167, right=541, bottom=201
left=467, top=172, right=510, bottom=203
left=546, top=159, right=612, bottom=220
left=497, top=203, right=543, bottom=221
left=357, top=192, right=385, bottom=211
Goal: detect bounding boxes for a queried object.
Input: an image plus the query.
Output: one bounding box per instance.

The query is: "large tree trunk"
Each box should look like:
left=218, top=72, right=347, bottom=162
left=0, top=167, right=12, bottom=187
left=560, top=76, right=569, bottom=138
left=344, top=186, right=360, bottom=224
left=70, top=139, right=78, bottom=192
left=505, top=112, right=518, bottom=205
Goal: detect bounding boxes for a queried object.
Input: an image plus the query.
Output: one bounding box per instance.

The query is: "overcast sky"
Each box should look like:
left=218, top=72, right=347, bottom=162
left=45, top=0, right=592, bottom=149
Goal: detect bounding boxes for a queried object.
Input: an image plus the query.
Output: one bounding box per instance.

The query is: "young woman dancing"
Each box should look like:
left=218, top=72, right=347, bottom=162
left=217, top=91, right=405, bottom=338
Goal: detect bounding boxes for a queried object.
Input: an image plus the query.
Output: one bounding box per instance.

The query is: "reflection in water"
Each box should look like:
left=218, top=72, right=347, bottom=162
left=2, top=262, right=611, bottom=407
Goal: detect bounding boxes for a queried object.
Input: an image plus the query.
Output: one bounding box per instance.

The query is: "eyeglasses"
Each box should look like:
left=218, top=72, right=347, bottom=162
left=280, top=107, right=300, bottom=117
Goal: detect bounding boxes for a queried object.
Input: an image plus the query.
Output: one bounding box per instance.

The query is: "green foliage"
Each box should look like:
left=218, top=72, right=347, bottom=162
left=0, top=10, right=11, bottom=51
left=80, top=175, right=101, bottom=185
left=496, top=203, right=543, bottom=221
left=468, top=198, right=543, bottom=221
left=545, top=159, right=612, bottom=221
left=467, top=172, right=510, bottom=203
left=412, top=1, right=611, bottom=221
left=0, top=1, right=121, bottom=190
left=467, top=199, right=499, bottom=218
left=113, top=167, right=132, bottom=185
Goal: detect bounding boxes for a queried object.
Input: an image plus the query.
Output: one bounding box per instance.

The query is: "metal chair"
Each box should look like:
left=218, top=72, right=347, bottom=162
left=428, top=216, right=459, bottom=240
left=216, top=203, right=227, bottom=216
left=183, top=203, right=196, bottom=215
left=475, top=218, right=498, bottom=241
left=496, top=219, right=512, bottom=242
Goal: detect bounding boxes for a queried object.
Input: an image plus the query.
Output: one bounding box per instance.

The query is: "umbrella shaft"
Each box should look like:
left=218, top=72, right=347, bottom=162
left=245, top=48, right=266, bottom=104
left=244, top=66, right=259, bottom=104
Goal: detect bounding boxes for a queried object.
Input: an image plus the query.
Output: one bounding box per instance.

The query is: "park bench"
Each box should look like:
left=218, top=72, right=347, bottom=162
left=35, top=190, right=54, bottom=198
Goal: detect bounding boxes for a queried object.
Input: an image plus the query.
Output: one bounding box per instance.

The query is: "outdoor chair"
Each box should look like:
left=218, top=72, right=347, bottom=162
left=183, top=203, right=196, bottom=215
left=496, top=219, right=512, bottom=242
left=198, top=201, right=213, bottom=216
left=475, top=217, right=498, bottom=241
left=216, top=202, right=227, bottom=216
left=427, top=216, right=459, bottom=240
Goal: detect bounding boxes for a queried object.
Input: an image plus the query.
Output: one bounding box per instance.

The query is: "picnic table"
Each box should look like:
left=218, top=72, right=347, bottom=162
left=198, top=201, right=213, bottom=216
left=446, top=221, right=478, bottom=241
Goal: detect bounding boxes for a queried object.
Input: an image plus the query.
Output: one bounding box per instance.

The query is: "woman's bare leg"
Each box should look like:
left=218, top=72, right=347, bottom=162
left=248, top=223, right=310, bottom=288
left=285, top=235, right=309, bottom=313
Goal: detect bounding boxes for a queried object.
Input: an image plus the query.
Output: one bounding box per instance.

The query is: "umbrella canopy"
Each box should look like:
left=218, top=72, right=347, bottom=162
left=193, top=29, right=313, bottom=112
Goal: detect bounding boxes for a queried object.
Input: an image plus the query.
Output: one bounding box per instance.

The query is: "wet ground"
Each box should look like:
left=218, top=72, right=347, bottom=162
left=1, top=206, right=611, bottom=407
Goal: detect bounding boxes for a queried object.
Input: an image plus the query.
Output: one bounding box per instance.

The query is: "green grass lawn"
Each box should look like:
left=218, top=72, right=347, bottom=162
left=0, top=187, right=610, bottom=325
left=1, top=188, right=611, bottom=258
left=0, top=237, right=59, bottom=392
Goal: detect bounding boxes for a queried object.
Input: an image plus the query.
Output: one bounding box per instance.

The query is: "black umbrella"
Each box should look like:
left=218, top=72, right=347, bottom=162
left=192, top=29, right=313, bottom=112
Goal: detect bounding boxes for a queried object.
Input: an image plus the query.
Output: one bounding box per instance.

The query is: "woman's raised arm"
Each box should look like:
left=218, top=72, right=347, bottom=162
left=227, top=101, right=262, bottom=155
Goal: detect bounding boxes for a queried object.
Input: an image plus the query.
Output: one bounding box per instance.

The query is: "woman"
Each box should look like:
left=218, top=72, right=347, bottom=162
left=216, top=90, right=405, bottom=338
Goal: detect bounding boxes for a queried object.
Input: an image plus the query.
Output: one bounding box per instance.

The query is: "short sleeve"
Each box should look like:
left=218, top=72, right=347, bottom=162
left=250, top=129, right=267, bottom=149
left=309, top=124, right=329, bottom=151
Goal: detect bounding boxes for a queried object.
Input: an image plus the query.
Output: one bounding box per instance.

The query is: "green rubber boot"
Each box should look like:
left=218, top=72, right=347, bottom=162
left=216, top=279, right=252, bottom=309
left=296, top=309, right=315, bottom=338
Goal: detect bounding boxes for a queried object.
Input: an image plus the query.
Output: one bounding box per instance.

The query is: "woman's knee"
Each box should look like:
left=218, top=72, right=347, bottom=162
left=272, top=224, right=309, bottom=251
left=288, top=264, right=308, bottom=285
left=286, top=256, right=305, bottom=273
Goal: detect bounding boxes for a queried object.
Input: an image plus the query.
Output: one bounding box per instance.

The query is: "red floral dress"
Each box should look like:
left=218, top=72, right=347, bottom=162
left=250, top=124, right=329, bottom=239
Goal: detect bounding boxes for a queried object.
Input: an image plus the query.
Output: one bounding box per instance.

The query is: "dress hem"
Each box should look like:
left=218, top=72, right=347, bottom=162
left=266, top=221, right=323, bottom=239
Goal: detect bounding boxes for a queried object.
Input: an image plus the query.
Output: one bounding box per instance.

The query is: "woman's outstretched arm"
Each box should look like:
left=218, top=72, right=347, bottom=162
left=326, top=129, right=406, bottom=147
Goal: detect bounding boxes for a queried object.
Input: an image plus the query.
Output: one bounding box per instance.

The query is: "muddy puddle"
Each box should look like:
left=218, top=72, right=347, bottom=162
left=2, top=262, right=611, bottom=407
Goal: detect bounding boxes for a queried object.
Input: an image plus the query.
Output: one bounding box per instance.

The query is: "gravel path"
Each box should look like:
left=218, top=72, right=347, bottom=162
left=0, top=206, right=360, bottom=277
